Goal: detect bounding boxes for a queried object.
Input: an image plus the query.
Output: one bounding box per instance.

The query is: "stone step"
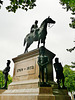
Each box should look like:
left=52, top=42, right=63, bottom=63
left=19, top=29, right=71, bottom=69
left=53, top=89, right=68, bottom=95
left=2, top=87, right=53, bottom=94
left=0, top=89, right=6, bottom=94
left=0, top=93, right=71, bottom=100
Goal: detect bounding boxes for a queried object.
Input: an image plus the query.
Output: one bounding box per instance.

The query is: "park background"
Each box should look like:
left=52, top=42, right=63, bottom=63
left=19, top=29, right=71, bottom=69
left=0, top=0, right=75, bottom=76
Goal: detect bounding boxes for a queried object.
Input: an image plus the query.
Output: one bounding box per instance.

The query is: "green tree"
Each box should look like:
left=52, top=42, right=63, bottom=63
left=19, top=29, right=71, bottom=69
left=0, top=70, right=12, bottom=88
left=71, top=62, right=75, bottom=68
left=66, top=41, right=75, bottom=66
left=63, top=65, right=75, bottom=99
left=0, top=70, right=4, bottom=88
left=0, top=0, right=36, bottom=13
left=60, top=0, right=75, bottom=28
left=66, top=47, right=75, bottom=52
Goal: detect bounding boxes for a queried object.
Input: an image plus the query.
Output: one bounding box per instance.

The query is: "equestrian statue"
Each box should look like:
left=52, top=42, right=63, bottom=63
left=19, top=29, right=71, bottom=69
left=23, top=16, right=56, bottom=53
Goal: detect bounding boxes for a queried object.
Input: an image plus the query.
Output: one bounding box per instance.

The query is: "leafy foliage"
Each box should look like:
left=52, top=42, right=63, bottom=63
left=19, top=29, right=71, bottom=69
left=7, top=75, right=12, bottom=87
left=63, top=65, right=75, bottom=92
left=0, top=0, right=3, bottom=9
left=0, top=0, right=36, bottom=12
left=71, top=62, right=75, bottom=68
left=66, top=41, right=75, bottom=52
left=60, top=0, right=75, bottom=28
left=66, top=47, right=75, bottom=52
left=0, top=70, right=4, bottom=88
left=0, top=70, right=12, bottom=88
left=69, top=17, right=75, bottom=28
left=60, top=0, right=75, bottom=12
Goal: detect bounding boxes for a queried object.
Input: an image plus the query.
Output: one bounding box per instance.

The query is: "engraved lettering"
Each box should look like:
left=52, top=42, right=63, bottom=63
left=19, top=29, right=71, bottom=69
left=17, top=68, right=23, bottom=72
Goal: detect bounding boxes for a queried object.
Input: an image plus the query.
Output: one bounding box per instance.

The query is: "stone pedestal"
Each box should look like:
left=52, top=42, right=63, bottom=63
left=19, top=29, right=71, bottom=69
left=0, top=48, right=71, bottom=100
left=0, top=87, right=71, bottom=100
left=0, top=90, right=6, bottom=94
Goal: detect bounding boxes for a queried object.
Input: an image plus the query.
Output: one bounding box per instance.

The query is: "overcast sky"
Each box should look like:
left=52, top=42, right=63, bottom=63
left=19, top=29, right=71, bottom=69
left=0, top=0, right=75, bottom=76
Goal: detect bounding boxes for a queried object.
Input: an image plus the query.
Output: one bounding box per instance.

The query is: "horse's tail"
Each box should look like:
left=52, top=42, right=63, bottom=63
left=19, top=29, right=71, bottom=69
left=23, top=37, right=26, bottom=46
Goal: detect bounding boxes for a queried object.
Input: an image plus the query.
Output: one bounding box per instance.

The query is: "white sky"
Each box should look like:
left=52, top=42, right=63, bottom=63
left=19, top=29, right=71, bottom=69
left=0, top=0, right=75, bottom=76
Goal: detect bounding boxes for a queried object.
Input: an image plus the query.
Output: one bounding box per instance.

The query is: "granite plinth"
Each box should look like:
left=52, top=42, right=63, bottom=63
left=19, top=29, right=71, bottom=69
left=0, top=48, right=71, bottom=100
left=0, top=90, right=6, bottom=94
left=0, top=87, right=71, bottom=100
left=8, top=48, right=55, bottom=90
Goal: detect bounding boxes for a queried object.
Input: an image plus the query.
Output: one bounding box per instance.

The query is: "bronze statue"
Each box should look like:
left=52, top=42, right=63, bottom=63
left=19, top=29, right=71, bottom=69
left=54, top=58, right=65, bottom=89
left=30, top=20, right=38, bottom=33
left=38, top=46, right=50, bottom=86
left=2, top=60, right=11, bottom=89
left=23, top=17, right=56, bottom=53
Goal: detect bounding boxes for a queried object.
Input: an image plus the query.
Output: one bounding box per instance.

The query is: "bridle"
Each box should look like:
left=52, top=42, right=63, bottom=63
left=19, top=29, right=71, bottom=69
left=48, top=23, right=54, bottom=28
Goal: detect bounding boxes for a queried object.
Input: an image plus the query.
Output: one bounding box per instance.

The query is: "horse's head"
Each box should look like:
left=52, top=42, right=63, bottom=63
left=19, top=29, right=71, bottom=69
left=40, top=17, right=56, bottom=27
left=47, top=16, right=56, bottom=24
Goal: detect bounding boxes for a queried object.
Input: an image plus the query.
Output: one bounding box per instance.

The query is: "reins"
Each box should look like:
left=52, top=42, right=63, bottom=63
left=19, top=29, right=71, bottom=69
left=48, top=23, right=54, bottom=29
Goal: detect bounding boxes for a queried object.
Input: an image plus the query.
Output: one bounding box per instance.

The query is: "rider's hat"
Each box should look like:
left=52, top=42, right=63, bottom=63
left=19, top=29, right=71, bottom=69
left=7, top=60, right=11, bottom=64
left=35, top=20, right=38, bottom=24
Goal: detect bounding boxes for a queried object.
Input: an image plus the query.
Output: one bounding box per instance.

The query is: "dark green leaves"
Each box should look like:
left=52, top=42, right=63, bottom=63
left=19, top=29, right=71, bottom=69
left=6, top=0, right=36, bottom=13
left=69, top=17, right=75, bottom=28
left=0, top=0, right=3, bottom=9
left=60, top=0, right=75, bottom=29
left=0, top=0, right=3, bottom=4
left=63, top=65, right=75, bottom=92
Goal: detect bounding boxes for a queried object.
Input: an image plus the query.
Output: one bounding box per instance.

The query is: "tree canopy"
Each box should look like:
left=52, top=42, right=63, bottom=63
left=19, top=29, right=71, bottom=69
left=59, top=0, right=75, bottom=53
left=60, top=0, right=75, bottom=28
left=63, top=65, right=75, bottom=92
left=0, top=0, right=36, bottom=13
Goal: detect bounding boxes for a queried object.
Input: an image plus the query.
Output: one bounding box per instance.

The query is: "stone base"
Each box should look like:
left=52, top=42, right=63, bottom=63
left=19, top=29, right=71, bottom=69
left=8, top=79, right=39, bottom=90
left=0, top=48, right=71, bottom=100
left=0, top=94, right=71, bottom=100
left=0, top=89, right=6, bottom=94
left=0, top=87, right=71, bottom=100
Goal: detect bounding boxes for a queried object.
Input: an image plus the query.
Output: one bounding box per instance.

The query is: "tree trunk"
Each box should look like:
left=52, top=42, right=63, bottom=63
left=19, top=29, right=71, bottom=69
left=71, top=92, right=74, bottom=100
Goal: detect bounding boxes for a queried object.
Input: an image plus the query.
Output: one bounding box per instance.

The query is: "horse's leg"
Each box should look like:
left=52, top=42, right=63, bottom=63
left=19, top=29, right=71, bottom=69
left=43, top=40, right=45, bottom=47
left=38, top=39, right=40, bottom=48
left=43, top=43, right=45, bottom=47
left=24, top=43, right=28, bottom=53
left=25, top=42, right=32, bottom=53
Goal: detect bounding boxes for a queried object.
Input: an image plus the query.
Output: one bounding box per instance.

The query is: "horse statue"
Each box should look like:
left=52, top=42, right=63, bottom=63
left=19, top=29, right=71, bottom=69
left=23, top=17, right=56, bottom=53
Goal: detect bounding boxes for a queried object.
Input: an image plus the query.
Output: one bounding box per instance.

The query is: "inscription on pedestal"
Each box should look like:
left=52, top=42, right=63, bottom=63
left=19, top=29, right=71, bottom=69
left=15, top=58, right=36, bottom=77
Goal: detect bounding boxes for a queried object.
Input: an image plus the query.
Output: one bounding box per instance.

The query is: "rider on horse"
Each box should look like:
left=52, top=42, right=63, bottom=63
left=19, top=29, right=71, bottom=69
left=30, top=20, right=38, bottom=33
left=23, top=17, right=56, bottom=53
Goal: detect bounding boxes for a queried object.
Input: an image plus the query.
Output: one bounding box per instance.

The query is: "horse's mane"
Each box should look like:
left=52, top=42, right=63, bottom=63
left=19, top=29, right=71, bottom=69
left=40, top=18, right=47, bottom=27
